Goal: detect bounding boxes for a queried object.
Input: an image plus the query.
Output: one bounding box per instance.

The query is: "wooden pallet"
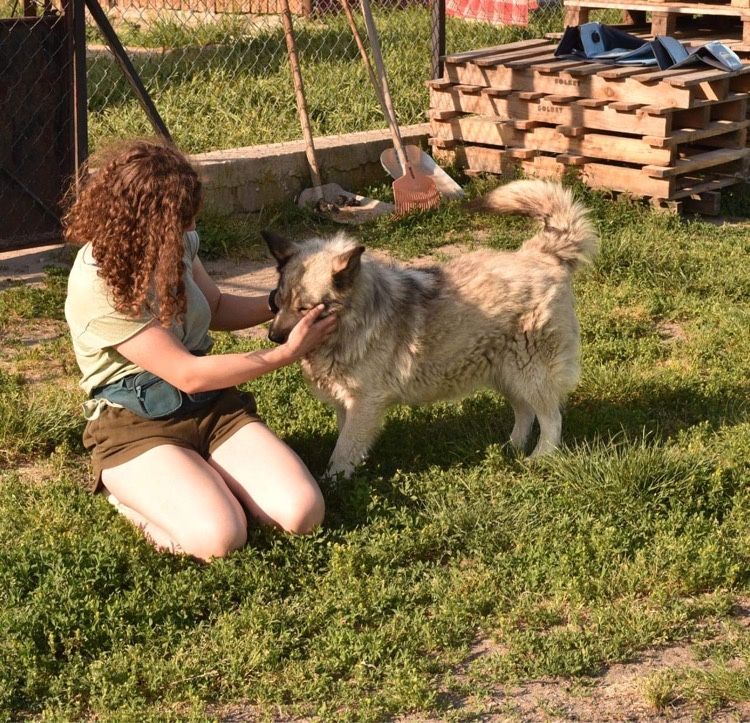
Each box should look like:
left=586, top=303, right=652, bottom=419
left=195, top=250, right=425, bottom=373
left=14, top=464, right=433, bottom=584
left=429, top=85, right=749, bottom=137
left=437, top=143, right=749, bottom=202
left=441, top=42, right=750, bottom=108
left=432, top=38, right=750, bottom=209
left=563, top=0, right=750, bottom=40
left=431, top=115, right=749, bottom=166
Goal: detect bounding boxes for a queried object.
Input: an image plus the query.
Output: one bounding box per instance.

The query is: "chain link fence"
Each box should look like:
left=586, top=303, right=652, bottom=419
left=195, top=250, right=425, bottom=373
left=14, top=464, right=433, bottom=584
left=83, top=0, right=564, bottom=153
left=1, top=0, right=564, bottom=247
left=1, top=0, right=75, bottom=248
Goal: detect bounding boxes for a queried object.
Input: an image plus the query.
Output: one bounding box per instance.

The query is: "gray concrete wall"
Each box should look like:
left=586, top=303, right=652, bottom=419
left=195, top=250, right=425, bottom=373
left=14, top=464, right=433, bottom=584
left=192, top=123, right=431, bottom=214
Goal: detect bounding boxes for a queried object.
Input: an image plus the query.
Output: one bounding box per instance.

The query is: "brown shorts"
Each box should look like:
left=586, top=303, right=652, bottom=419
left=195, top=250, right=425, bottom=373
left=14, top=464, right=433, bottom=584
left=82, top=388, right=261, bottom=493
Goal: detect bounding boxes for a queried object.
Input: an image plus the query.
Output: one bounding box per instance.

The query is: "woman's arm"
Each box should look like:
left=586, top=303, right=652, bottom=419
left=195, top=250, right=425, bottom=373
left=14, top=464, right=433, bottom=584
left=114, top=305, right=335, bottom=394
left=192, top=256, right=274, bottom=331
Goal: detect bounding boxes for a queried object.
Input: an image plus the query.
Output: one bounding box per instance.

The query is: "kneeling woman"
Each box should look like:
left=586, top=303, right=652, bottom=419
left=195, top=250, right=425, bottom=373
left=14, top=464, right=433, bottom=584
left=63, top=139, right=336, bottom=561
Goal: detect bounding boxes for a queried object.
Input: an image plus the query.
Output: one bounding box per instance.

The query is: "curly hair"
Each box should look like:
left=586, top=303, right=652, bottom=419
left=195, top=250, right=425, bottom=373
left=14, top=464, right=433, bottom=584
left=62, top=139, right=203, bottom=327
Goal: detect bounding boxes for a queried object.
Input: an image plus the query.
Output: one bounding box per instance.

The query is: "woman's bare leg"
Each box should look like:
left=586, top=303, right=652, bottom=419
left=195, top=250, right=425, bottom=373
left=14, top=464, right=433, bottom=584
left=102, top=444, right=248, bottom=561
left=209, top=423, right=324, bottom=535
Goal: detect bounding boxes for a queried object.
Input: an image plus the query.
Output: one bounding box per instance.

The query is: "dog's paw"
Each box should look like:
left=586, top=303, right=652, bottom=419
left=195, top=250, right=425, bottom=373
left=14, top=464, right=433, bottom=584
left=325, top=459, right=357, bottom=481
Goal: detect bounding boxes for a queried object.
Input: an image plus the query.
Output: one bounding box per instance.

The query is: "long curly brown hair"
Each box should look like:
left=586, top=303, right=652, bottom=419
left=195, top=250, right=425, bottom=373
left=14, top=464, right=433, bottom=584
left=62, top=139, right=202, bottom=327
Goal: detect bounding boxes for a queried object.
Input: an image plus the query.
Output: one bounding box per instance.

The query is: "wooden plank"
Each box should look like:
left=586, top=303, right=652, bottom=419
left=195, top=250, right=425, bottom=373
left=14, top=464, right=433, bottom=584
left=505, top=53, right=560, bottom=69
left=576, top=98, right=610, bottom=107
left=450, top=140, right=746, bottom=200
left=429, top=109, right=464, bottom=120
left=534, top=59, right=591, bottom=73
left=565, top=63, right=615, bottom=77
left=520, top=155, right=569, bottom=180
left=643, top=119, right=750, bottom=148
left=452, top=145, right=516, bottom=174
left=588, top=73, right=695, bottom=107
left=597, top=66, right=660, bottom=80
left=671, top=105, right=711, bottom=129
left=474, top=44, right=558, bottom=68
left=444, top=39, right=551, bottom=65
left=518, top=91, right=547, bottom=100
left=642, top=147, right=750, bottom=177
left=431, top=115, right=517, bottom=146
left=635, top=65, right=750, bottom=87
left=581, top=162, right=673, bottom=197
left=429, top=87, right=673, bottom=135
left=609, top=102, right=645, bottom=112
left=562, top=0, right=750, bottom=16
left=431, top=116, right=676, bottom=165
left=652, top=12, right=677, bottom=36
left=710, top=95, right=747, bottom=120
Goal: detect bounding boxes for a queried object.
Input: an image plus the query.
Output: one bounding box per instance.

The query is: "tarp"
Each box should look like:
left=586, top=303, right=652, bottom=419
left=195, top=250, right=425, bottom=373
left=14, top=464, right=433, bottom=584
left=446, top=0, right=539, bottom=27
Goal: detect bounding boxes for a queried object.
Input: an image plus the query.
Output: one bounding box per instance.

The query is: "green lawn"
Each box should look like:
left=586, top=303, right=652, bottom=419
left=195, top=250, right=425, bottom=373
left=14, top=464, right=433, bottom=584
left=85, top=7, right=563, bottom=153
left=1, top=180, right=750, bottom=721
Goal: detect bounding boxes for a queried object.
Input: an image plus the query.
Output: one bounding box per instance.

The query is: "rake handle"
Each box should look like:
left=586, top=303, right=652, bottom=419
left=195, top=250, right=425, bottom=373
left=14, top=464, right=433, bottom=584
left=280, top=0, right=323, bottom=196
left=340, top=0, right=383, bottom=108
left=358, top=0, right=412, bottom=178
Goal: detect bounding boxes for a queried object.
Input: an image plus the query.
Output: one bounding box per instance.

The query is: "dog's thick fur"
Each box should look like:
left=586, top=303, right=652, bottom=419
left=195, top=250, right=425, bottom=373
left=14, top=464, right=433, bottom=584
left=263, top=179, right=598, bottom=478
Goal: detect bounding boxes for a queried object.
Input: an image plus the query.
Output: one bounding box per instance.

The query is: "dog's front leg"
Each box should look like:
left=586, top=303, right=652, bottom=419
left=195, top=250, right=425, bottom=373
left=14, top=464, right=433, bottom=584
left=326, top=400, right=386, bottom=479
left=334, top=403, right=346, bottom=432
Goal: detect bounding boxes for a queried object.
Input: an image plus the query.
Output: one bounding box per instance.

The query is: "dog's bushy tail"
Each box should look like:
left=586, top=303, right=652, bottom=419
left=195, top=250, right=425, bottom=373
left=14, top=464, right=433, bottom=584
left=468, top=179, right=598, bottom=272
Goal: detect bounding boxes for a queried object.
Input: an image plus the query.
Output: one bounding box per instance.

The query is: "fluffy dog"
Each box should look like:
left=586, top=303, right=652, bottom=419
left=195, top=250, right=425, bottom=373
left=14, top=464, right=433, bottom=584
left=262, top=179, right=598, bottom=478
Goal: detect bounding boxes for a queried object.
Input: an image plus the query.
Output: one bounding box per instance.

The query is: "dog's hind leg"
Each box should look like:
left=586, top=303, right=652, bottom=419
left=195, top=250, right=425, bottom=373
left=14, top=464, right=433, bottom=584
left=502, top=377, right=561, bottom=457
left=508, top=396, right=535, bottom=451
left=326, top=400, right=386, bottom=479
left=529, top=402, right=561, bottom=458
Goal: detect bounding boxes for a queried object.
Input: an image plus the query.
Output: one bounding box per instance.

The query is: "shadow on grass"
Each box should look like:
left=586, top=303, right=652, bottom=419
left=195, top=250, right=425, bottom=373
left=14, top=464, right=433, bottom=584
left=284, top=378, right=748, bottom=528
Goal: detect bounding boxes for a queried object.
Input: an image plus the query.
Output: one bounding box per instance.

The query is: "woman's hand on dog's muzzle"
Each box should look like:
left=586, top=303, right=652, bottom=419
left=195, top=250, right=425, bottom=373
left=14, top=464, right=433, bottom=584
left=278, top=305, right=337, bottom=361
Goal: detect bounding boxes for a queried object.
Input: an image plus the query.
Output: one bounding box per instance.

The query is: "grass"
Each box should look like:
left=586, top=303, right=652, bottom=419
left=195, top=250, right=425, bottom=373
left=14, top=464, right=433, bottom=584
left=85, top=6, right=563, bottom=153
left=2, top=180, right=750, bottom=721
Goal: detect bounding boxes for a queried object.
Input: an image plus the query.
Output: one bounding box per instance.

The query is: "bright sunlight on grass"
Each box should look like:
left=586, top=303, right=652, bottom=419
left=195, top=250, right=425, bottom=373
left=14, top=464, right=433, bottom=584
left=85, top=7, right=562, bottom=153
left=1, top=179, right=749, bottom=721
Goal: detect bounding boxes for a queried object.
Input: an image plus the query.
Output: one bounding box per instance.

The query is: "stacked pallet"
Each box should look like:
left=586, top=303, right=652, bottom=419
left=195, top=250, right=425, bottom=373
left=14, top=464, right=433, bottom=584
left=563, top=1, right=750, bottom=51
left=429, top=39, right=750, bottom=210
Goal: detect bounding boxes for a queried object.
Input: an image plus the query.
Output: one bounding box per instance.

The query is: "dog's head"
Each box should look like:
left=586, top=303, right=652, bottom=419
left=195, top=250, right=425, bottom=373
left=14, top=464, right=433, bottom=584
left=261, top=230, right=365, bottom=345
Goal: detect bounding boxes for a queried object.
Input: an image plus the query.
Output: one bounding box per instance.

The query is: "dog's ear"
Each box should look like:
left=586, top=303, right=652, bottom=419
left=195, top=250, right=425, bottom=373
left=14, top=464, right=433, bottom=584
left=332, top=245, right=365, bottom=290
left=261, top=230, right=297, bottom=268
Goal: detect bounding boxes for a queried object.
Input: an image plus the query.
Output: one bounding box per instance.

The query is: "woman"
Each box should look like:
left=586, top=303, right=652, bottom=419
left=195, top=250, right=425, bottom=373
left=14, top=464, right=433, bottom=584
left=63, top=139, right=336, bottom=561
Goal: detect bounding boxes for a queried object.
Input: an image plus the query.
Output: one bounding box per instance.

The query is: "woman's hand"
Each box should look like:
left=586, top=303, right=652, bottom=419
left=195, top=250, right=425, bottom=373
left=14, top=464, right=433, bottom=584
left=282, top=305, right=337, bottom=361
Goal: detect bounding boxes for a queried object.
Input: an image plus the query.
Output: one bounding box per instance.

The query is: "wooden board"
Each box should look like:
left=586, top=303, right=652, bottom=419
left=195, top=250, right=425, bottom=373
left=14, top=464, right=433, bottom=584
left=442, top=51, right=750, bottom=108
left=431, top=114, right=749, bottom=166
left=443, top=142, right=749, bottom=200
left=429, top=85, right=749, bottom=137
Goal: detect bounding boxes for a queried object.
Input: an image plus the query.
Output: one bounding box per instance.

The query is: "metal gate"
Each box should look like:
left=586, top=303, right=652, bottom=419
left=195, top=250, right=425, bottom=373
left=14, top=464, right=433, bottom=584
left=0, top=4, right=82, bottom=251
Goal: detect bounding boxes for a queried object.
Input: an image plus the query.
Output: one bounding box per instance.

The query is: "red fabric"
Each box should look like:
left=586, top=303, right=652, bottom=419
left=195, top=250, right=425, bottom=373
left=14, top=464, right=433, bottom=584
left=446, top=0, right=537, bottom=26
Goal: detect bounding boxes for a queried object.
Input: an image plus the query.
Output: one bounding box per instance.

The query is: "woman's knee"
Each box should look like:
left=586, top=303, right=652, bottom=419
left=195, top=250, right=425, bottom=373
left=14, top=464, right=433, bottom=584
left=281, top=486, right=325, bottom=535
left=178, top=514, right=248, bottom=560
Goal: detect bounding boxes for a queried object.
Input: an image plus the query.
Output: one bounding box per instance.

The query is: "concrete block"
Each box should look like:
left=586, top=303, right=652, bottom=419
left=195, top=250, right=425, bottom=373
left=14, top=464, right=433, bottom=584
left=192, top=123, right=431, bottom=214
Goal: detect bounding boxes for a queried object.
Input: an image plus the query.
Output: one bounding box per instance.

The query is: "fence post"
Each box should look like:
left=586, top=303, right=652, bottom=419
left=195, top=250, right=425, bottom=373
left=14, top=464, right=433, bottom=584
left=431, top=0, right=445, bottom=80
left=62, top=0, right=89, bottom=189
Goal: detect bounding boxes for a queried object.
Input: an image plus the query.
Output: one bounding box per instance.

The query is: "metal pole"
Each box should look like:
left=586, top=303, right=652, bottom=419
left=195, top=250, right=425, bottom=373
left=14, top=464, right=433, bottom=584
left=71, top=0, right=89, bottom=175
left=84, top=0, right=173, bottom=144
left=62, top=0, right=89, bottom=191
left=431, top=0, right=446, bottom=80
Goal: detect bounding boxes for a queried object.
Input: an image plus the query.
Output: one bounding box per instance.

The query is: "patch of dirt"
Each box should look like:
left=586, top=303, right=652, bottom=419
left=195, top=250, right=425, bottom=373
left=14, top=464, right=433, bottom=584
left=656, top=320, right=688, bottom=345
left=0, top=243, right=73, bottom=291
left=0, top=318, right=74, bottom=383
left=430, top=599, right=750, bottom=722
